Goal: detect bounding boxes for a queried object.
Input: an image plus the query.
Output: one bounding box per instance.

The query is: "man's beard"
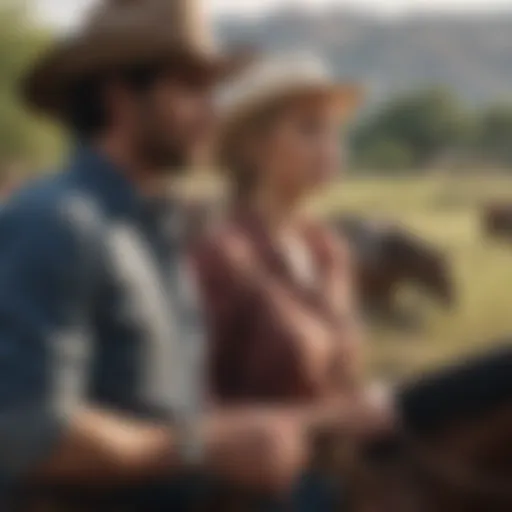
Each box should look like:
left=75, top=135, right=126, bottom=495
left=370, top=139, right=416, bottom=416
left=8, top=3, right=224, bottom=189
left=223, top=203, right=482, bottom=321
left=139, top=136, right=191, bottom=176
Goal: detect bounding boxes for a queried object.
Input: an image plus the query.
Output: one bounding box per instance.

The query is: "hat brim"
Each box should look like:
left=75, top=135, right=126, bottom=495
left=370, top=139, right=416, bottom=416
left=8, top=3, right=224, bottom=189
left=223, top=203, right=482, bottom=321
left=22, top=32, right=256, bottom=117
left=294, top=82, right=364, bottom=118
left=218, top=81, right=364, bottom=147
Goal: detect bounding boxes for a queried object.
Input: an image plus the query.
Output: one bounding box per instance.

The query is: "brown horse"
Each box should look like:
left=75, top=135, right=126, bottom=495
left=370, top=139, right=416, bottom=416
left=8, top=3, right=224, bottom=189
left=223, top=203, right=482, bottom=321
left=354, top=345, right=512, bottom=512
left=201, top=346, right=512, bottom=512
left=329, top=215, right=455, bottom=320
left=483, top=203, right=512, bottom=240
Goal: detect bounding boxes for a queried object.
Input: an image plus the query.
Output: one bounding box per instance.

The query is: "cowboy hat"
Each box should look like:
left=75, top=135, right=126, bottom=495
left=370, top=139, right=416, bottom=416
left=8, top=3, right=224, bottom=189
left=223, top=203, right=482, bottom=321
left=22, top=0, right=253, bottom=116
left=217, top=51, right=364, bottom=140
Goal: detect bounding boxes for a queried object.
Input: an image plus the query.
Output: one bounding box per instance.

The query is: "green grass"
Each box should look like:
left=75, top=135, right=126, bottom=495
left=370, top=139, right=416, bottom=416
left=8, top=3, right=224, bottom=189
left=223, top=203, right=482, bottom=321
left=311, top=174, right=512, bottom=380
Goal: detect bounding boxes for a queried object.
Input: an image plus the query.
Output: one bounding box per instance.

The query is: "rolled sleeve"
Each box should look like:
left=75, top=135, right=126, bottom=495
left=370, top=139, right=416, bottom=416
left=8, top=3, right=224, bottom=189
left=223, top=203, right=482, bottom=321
left=0, top=194, right=95, bottom=482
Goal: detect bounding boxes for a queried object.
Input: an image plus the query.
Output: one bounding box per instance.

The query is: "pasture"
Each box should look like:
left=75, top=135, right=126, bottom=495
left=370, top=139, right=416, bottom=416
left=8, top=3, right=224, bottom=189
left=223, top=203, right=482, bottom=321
left=312, top=174, right=512, bottom=380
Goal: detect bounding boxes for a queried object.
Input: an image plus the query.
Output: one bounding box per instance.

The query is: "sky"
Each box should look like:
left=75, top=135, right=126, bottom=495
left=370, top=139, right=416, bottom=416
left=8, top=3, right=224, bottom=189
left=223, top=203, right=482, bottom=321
left=37, top=0, right=512, bottom=29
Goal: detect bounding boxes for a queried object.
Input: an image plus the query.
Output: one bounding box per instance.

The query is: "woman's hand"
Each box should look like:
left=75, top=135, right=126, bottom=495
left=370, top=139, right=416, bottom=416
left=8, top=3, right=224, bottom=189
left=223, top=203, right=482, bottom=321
left=297, top=384, right=396, bottom=442
left=203, top=407, right=309, bottom=493
left=343, top=383, right=397, bottom=440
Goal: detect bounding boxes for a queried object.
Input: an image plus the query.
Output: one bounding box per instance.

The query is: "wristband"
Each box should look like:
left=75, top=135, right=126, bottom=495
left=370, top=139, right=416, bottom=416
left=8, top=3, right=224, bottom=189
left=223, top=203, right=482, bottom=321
left=175, top=417, right=204, bottom=469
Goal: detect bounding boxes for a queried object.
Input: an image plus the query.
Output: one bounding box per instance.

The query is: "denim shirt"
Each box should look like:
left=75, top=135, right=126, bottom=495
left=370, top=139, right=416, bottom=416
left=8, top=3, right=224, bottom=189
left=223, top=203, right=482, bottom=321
left=0, top=147, right=205, bottom=484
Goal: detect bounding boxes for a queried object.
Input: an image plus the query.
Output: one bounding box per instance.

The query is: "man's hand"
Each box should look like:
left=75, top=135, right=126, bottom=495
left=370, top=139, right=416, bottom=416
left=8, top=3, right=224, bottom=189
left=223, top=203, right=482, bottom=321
left=31, top=407, right=307, bottom=495
left=204, top=408, right=309, bottom=493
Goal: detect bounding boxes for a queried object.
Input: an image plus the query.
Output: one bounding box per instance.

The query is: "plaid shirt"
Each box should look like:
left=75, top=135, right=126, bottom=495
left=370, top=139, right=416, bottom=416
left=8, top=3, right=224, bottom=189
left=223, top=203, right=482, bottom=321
left=194, top=208, right=363, bottom=405
left=0, top=146, right=204, bottom=486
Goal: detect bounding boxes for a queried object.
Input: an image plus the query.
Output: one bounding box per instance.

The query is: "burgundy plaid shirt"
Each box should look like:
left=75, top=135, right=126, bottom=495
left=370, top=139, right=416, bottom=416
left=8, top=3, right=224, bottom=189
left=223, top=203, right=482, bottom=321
left=194, top=209, right=363, bottom=405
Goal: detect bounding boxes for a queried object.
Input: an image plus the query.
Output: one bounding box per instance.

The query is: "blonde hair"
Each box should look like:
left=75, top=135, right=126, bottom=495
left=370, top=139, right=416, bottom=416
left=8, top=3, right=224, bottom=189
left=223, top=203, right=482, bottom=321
left=217, top=101, right=289, bottom=199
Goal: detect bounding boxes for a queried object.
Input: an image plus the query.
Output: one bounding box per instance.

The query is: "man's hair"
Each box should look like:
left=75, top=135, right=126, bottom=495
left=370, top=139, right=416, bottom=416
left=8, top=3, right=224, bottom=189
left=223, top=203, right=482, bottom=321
left=64, top=64, right=163, bottom=140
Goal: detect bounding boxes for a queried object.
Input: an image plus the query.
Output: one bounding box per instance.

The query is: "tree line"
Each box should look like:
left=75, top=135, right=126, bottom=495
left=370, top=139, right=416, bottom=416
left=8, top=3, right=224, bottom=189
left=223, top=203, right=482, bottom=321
left=351, top=89, right=512, bottom=172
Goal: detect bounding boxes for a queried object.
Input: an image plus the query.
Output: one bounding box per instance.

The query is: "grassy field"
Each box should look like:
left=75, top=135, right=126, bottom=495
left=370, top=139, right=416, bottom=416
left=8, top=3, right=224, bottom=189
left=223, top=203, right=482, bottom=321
left=311, top=174, right=512, bottom=380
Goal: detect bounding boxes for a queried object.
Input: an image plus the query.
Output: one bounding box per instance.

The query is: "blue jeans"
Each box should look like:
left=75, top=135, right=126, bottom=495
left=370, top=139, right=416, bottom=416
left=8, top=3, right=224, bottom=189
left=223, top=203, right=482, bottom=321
left=292, top=471, right=341, bottom=511
left=6, top=473, right=343, bottom=511
left=260, top=471, right=343, bottom=512
left=125, top=475, right=212, bottom=510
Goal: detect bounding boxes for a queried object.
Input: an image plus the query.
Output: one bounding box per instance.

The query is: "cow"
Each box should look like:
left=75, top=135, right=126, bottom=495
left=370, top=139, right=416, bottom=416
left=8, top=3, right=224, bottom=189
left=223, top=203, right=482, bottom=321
left=483, top=203, right=512, bottom=240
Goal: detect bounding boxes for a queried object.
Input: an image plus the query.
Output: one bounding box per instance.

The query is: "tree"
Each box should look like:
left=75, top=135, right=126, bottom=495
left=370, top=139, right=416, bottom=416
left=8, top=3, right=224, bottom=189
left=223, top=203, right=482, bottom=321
left=0, top=1, right=62, bottom=174
left=353, top=138, right=414, bottom=171
left=352, top=88, right=475, bottom=170
left=477, top=104, right=512, bottom=166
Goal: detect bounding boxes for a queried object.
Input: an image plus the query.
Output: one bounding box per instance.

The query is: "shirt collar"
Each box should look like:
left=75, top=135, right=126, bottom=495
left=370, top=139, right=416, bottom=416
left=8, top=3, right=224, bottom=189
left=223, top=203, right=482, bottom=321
left=68, top=144, right=190, bottom=248
left=69, top=144, right=143, bottom=218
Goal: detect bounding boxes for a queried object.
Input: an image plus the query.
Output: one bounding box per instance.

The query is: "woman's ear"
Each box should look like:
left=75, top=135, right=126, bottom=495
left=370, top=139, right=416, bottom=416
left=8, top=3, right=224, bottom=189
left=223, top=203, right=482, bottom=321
left=244, top=134, right=263, bottom=169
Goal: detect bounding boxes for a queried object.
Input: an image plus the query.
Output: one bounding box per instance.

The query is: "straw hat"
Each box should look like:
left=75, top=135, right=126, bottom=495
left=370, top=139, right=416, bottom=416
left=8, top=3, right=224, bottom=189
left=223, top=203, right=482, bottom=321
left=215, top=53, right=363, bottom=194
left=22, top=0, right=253, bottom=116
left=217, top=52, right=363, bottom=141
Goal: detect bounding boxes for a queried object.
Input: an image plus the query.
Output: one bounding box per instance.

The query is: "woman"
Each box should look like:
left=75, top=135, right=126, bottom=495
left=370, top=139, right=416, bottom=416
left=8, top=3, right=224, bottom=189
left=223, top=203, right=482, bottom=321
left=194, top=53, right=392, bottom=508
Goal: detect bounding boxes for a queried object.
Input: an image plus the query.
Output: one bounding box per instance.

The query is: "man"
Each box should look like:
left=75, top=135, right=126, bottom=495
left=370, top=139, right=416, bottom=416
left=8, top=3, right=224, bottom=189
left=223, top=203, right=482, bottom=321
left=0, top=0, right=307, bottom=508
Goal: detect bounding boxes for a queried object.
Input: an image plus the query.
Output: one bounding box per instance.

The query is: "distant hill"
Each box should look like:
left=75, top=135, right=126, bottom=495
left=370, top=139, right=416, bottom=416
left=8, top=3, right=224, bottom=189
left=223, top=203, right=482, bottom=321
left=216, top=9, right=512, bottom=107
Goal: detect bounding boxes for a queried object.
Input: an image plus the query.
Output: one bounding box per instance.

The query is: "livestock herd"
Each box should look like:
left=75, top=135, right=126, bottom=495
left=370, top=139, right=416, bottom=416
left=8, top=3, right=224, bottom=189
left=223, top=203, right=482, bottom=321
left=329, top=214, right=453, bottom=325
left=327, top=203, right=512, bottom=328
